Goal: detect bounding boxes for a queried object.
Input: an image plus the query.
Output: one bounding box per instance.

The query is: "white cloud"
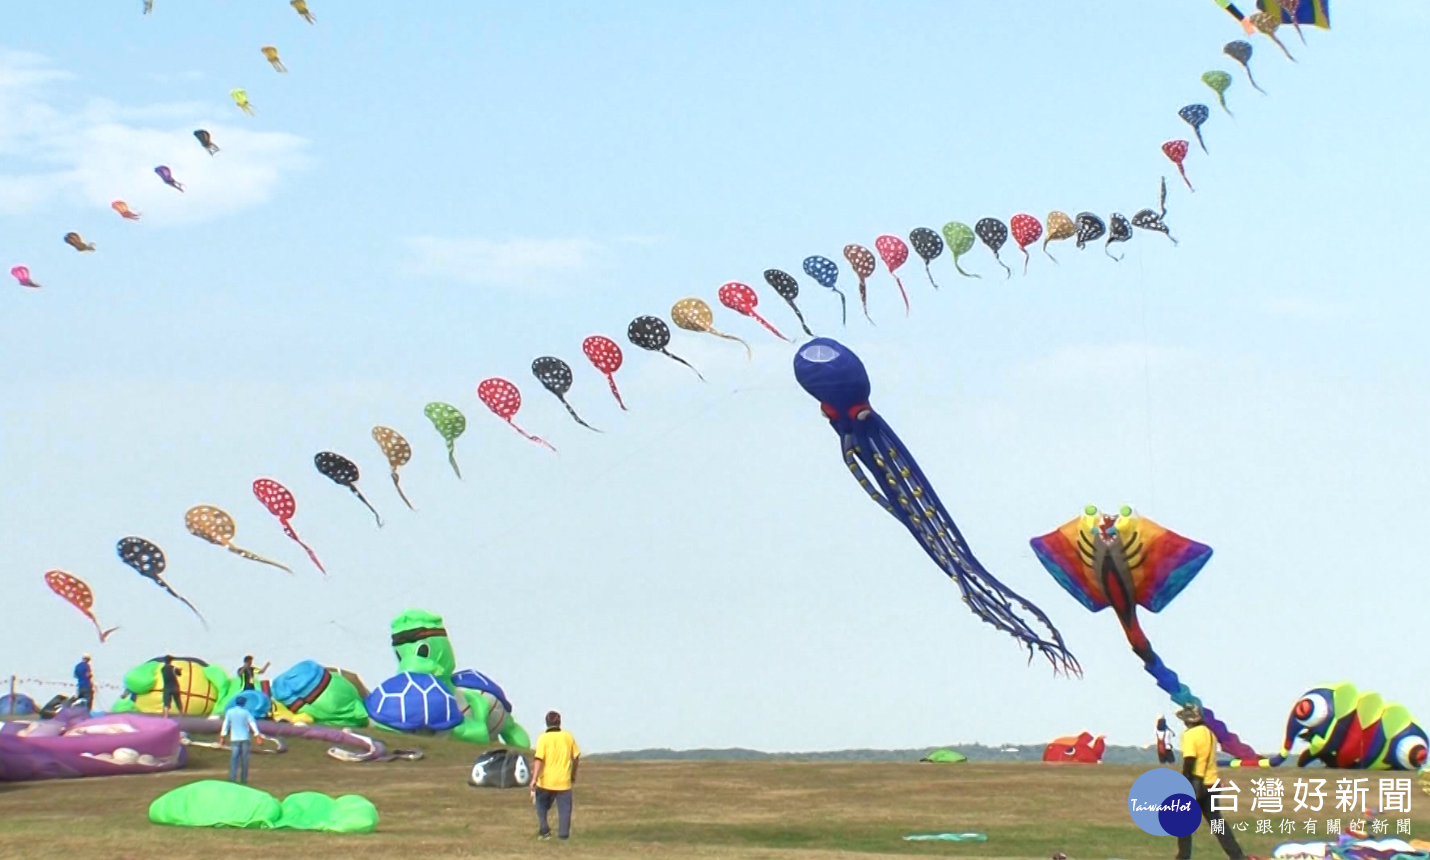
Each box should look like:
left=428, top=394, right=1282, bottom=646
left=0, top=50, right=310, bottom=223
left=403, top=236, right=606, bottom=289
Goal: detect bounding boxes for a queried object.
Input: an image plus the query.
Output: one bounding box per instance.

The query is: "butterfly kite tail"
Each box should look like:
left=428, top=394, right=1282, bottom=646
left=283, top=524, right=326, bottom=575
left=603, top=374, right=629, bottom=410
left=751, top=312, right=790, bottom=343
left=350, top=487, right=384, bottom=527
left=893, top=275, right=910, bottom=315
left=559, top=399, right=602, bottom=433
left=660, top=349, right=706, bottom=382
left=507, top=421, right=559, bottom=453
left=921, top=262, right=941, bottom=290
left=391, top=471, right=416, bottom=509
left=1143, top=650, right=1260, bottom=764
left=228, top=543, right=293, bottom=574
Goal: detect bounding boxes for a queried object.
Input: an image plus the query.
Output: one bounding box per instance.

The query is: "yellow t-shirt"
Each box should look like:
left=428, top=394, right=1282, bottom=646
left=1180, top=724, right=1217, bottom=784
left=534, top=729, right=581, bottom=790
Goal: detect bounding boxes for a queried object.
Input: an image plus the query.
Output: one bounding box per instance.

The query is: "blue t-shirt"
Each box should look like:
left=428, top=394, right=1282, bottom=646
left=74, top=662, right=92, bottom=687
left=221, top=705, right=259, bottom=743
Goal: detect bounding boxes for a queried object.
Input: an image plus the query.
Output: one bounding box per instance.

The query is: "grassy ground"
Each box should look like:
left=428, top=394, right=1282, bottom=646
left=1, top=734, right=1426, bottom=859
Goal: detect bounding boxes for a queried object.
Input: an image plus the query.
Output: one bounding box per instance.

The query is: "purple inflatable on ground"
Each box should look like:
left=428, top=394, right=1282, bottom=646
left=170, top=716, right=422, bottom=762
left=0, top=708, right=185, bottom=781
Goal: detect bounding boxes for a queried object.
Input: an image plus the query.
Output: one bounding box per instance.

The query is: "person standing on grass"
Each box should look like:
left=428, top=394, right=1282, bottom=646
left=1176, top=704, right=1246, bottom=860
left=160, top=656, right=184, bottom=717
left=219, top=699, right=264, bottom=784
left=73, top=654, right=94, bottom=710
left=530, top=710, right=581, bottom=841
left=236, top=656, right=270, bottom=692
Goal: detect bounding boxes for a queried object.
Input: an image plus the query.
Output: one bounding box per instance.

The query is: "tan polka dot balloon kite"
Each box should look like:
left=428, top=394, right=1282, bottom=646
left=1042, top=212, right=1076, bottom=263
left=291, top=0, right=316, bottom=24
left=671, top=297, right=751, bottom=359
left=478, top=378, right=557, bottom=453
left=371, top=426, right=417, bottom=509
left=63, top=232, right=95, bottom=252
left=717, top=282, right=789, bottom=343
left=184, top=504, right=292, bottom=573
left=1250, top=11, right=1295, bottom=62
left=841, top=244, right=879, bottom=324
left=253, top=478, right=325, bottom=574
left=44, top=570, right=119, bottom=643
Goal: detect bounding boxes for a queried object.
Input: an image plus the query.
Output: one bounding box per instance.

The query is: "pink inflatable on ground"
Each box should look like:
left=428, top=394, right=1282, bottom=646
left=0, top=708, right=185, bottom=781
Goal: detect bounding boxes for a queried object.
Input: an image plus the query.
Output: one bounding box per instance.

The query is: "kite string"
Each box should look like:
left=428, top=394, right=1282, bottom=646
left=1137, top=254, right=1157, bottom=513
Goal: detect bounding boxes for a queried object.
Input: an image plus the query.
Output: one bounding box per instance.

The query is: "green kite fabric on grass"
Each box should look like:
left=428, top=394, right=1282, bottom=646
left=903, top=832, right=988, bottom=842
left=920, top=749, right=967, bottom=763
left=148, top=780, right=378, bottom=832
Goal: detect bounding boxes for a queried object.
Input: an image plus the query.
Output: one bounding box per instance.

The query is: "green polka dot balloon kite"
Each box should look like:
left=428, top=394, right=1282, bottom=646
left=940, top=221, right=979, bottom=279
left=424, top=402, right=467, bottom=479
left=1201, top=71, right=1234, bottom=116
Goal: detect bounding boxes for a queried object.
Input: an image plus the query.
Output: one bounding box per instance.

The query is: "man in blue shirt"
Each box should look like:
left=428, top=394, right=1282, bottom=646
left=73, top=654, right=93, bottom=710
left=219, top=701, right=264, bottom=784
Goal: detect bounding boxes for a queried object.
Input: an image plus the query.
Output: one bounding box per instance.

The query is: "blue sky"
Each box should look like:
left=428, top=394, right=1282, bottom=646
left=2, top=1, right=1427, bottom=754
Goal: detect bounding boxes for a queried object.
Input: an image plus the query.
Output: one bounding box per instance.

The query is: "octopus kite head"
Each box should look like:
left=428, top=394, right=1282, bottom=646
left=792, top=338, right=873, bottom=432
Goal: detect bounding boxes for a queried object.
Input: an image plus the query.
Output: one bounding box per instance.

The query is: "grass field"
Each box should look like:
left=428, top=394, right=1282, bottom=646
left=2, top=734, right=1426, bottom=860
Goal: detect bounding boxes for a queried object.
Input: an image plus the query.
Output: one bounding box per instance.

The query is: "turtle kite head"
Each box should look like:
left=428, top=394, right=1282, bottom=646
left=390, top=608, right=456, bottom=679
left=793, top=338, right=873, bottom=434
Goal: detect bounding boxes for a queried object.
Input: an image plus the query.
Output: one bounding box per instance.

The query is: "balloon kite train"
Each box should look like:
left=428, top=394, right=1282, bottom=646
left=1030, top=505, right=1258, bottom=763
left=793, top=338, right=1079, bottom=674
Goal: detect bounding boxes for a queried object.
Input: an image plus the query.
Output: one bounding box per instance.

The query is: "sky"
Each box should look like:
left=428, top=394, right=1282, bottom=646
left=2, top=1, right=1428, bottom=755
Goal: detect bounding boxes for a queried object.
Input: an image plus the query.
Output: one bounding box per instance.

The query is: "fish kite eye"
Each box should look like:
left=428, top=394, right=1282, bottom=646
left=800, top=343, right=840, bottom=363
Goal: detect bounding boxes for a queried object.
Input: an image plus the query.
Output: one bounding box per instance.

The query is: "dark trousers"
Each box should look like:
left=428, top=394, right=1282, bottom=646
left=535, top=788, right=573, bottom=838
left=76, top=687, right=93, bottom=709
left=1177, top=777, right=1245, bottom=859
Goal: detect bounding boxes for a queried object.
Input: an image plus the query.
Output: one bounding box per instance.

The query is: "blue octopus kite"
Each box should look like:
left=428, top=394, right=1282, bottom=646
left=793, top=338, right=1079, bottom=674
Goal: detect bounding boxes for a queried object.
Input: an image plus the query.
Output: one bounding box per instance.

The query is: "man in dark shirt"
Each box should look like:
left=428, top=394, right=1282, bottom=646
left=160, top=656, right=184, bottom=717
left=73, top=654, right=94, bottom=710
left=236, top=656, right=270, bottom=692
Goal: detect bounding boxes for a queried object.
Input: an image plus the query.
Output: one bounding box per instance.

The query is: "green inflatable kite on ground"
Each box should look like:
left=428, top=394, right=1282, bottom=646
left=920, top=749, right=967, bottom=763
left=148, top=780, right=378, bottom=833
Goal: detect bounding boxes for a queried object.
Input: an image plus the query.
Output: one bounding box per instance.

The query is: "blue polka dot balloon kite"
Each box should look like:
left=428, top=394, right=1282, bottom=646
left=802, top=255, right=845, bottom=326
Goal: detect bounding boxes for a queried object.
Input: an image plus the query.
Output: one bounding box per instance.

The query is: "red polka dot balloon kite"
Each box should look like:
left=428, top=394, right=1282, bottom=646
left=1009, top=214, right=1044, bottom=275
left=44, top=570, right=119, bottom=643
left=1162, top=140, right=1194, bottom=192
left=581, top=335, right=627, bottom=411
left=478, top=378, right=556, bottom=453
left=253, top=478, right=325, bottom=575
left=873, top=235, right=911, bottom=315
left=718, top=282, right=789, bottom=342
left=10, top=265, right=39, bottom=288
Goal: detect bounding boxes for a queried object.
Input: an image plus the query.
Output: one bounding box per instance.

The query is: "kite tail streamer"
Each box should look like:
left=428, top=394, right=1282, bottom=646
left=857, top=284, right=875, bottom=326
left=832, top=287, right=847, bottom=326
left=1021, top=248, right=1031, bottom=275
left=1246, top=68, right=1266, bottom=95
left=922, top=262, right=941, bottom=290
left=660, top=349, right=706, bottom=382
left=391, top=472, right=416, bottom=510
left=350, top=487, right=383, bottom=527
left=1195, top=129, right=1208, bottom=154
left=955, top=260, right=981, bottom=279
left=1177, top=165, right=1195, bottom=192
left=558, top=399, right=601, bottom=433
left=751, top=313, right=790, bottom=342
left=1143, top=650, right=1259, bottom=763
left=603, top=374, right=628, bottom=410
left=226, top=544, right=293, bottom=574
left=783, top=300, right=815, bottom=337
left=707, top=327, right=754, bottom=360
left=283, top=524, right=326, bottom=575
left=1107, top=246, right=1124, bottom=262
left=1042, top=239, right=1061, bottom=265
left=993, top=253, right=1011, bottom=279
left=445, top=443, right=463, bottom=479
left=507, top=422, right=558, bottom=453
left=164, top=586, right=209, bottom=629
left=893, top=275, right=910, bottom=315
left=88, top=615, right=120, bottom=643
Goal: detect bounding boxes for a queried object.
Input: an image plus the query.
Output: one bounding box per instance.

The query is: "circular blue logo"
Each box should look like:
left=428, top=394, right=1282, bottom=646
left=1128, top=768, right=1202, bottom=837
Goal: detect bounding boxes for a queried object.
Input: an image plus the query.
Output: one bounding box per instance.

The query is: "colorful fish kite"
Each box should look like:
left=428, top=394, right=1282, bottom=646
left=261, top=46, right=287, bottom=72
left=793, top=339, right=1079, bottom=674
left=371, top=426, right=416, bottom=509
left=1223, top=41, right=1266, bottom=94
left=801, top=256, right=845, bottom=325
left=155, top=165, right=184, bottom=192
left=231, top=88, right=255, bottom=115
left=719, top=282, right=789, bottom=342
left=1201, top=71, right=1234, bottom=117
left=314, top=451, right=383, bottom=526
left=671, top=297, right=751, bottom=359
left=1132, top=178, right=1178, bottom=246
left=423, top=402, right=467, bottom=478
left=1211, top=0, right=1258, bottom=34
left=974, top=218, right=1012, bottom=278
left=252, top=478, right=325, bottom=574
left=873, top=235, right=911, bottom=315
left=44, top=570, right=119, bottom=643
left=1105, top=213, right=1133, bottom=261
left=941, top=222, right=978, bottom=279
left=581, top=336, right=628, bottom=410
left=1074, top=213, right=1106, bottom=249
left=1246, top=682, right=1426, bottom=771
left=64, top=232, right=95, bottom=252
left=1042, top=212, right=1075, bottom=263
left=10, top=265, right=39, bottom=288
left=1179, top=104, right=1211, bottom=154
left=907, top=227, right=943, bottom=289
left=291, top=0, right=316, bottom=24
left=116, top=536, right=206, bottom=627
left=111, top=200, right=141, bottom=220
left=627, top=315, right=704, bottom=381
left=1031, top=505, right=1258, bottom=763
left=1251, top=11, right=1296, bottom=62
left=762, top=270, right=814, bottom=338
left=1009, top=214, right=1043, bottom=275
left=478, top=378, right=557, bottom=452
left=532, top=357, right=600, bottom=432
left=1163, top=140, right=1194, bottom=192
left=194, top=128, right=220, bottom=155
left=842, top=244, right=879, bottom=325
left=185, top=505, right=291, bottom=573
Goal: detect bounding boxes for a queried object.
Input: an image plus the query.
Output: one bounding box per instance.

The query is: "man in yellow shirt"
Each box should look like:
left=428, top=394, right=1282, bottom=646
left=530, top=710, right=580, bottom=841
left=1176, top=704, right=1246, bottom=860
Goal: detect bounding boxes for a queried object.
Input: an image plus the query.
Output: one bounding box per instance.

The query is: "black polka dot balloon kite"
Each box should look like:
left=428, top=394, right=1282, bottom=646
left=116, top=536, right=207, bottom=627
left=1105, top=213, right=1133, bottom=261
left=1131, top=177, right=1179, bottom=246
left=532, top=356, right=600, bottom=433
left=1223, top=41, right=1266, bottom=94
left=974, top=218, right=1012, bottom=279
left=1178, top=104, right=1211, bottom=154
left=1075, top=213, right=1106, bottom=250
left=762, top=270, right=814, bottom=338
left=314, top=451, right=383, bottom=527
left=907, top=228, right=943, bottom=290
left=627, top=315, right=704, bottom=382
